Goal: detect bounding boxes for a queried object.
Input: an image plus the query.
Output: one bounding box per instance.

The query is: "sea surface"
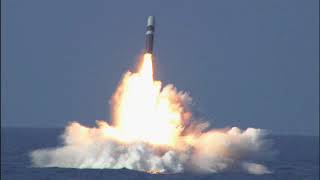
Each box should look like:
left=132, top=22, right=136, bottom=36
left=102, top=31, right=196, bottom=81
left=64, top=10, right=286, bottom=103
left=1, top=128, right=319, bottom=180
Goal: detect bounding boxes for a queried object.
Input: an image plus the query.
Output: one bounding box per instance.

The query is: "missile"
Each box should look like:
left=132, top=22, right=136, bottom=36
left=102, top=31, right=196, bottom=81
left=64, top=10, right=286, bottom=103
left=145, top=16, right=155, bottom=54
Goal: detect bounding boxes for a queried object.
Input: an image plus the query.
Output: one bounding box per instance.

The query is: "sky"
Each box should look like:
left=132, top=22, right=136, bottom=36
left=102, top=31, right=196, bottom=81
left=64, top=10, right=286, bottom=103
left=1, top=0, right=319, bottom=135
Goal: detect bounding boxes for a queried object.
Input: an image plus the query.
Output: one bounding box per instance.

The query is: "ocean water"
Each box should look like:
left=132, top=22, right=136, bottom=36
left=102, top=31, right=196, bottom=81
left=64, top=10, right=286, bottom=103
left=1, top=128, right=319, bottom=180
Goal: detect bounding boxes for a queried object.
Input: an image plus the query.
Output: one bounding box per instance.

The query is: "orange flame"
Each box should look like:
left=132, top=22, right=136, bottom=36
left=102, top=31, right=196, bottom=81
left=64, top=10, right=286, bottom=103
left=108, top=53, right=189, bottom=146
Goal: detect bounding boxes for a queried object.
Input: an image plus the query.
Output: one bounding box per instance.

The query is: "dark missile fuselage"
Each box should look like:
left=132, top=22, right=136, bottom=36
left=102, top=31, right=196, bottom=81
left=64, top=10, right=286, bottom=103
left=145, top=16, right=155, bottom=54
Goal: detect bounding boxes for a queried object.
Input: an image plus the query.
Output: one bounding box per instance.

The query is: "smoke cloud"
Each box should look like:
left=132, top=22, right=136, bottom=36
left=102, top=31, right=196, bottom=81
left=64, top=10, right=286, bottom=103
left=31, top=56, right=274, bottom=175
left=31, top=83, right=274, bottom=175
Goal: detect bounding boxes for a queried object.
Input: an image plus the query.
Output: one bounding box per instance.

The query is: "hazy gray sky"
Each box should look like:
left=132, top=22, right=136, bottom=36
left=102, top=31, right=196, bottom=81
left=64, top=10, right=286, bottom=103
left=2, top=0, right=319, bottom=135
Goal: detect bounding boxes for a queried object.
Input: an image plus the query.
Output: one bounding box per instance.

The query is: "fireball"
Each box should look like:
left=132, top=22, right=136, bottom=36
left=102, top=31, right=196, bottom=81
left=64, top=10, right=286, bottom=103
left=108, top=53, right=191, bottom=146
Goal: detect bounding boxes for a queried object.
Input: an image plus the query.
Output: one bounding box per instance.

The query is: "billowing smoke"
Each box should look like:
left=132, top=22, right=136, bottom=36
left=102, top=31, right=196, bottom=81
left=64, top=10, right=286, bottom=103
left=30, top=121, right=273, bottom=174
left=31, top=55, right=274, bottom=175
left=30, top=88, right=273, bottom=174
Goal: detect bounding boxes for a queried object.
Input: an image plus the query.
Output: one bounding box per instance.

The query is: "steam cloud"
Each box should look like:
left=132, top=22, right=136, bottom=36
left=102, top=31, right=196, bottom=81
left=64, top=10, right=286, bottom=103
left=31, top=83, right=274, bottom=175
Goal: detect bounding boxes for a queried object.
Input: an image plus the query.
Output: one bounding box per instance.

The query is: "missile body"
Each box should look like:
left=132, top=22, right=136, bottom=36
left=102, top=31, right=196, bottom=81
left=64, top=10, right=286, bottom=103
left=145, top=16, right=155, bottom=54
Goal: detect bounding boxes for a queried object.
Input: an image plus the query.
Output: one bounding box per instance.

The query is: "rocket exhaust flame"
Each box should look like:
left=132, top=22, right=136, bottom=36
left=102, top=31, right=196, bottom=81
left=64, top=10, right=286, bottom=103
left=111, top=53, right=188, bottom=146
left=31, top=54, right=274, bottom=174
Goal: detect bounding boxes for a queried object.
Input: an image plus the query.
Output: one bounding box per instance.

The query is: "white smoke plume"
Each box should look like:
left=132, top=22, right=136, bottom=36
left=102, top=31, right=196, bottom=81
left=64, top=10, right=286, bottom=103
left=31, top=56, right=274, bottom=174
left=31, top=85, right=273, bottom=175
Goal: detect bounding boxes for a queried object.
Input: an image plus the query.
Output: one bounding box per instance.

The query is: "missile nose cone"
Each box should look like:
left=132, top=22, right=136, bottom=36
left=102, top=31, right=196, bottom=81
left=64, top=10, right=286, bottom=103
left=147, top=16, right=155, bottom=27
